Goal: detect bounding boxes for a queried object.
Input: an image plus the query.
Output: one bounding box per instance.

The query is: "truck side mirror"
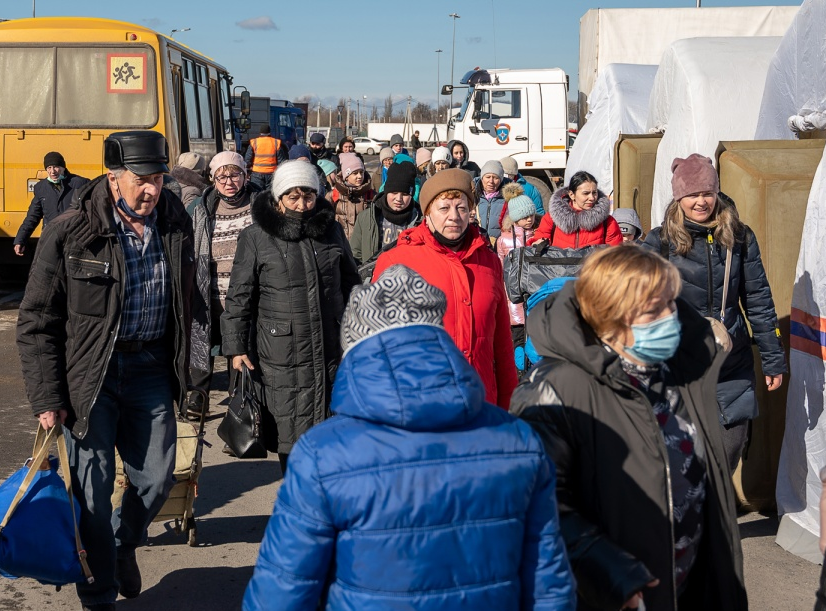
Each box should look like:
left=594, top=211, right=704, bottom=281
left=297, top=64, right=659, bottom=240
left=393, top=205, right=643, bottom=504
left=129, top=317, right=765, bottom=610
left=441, top=84, right=453, bottom=96
left=240, top=91, right=251, bottom=116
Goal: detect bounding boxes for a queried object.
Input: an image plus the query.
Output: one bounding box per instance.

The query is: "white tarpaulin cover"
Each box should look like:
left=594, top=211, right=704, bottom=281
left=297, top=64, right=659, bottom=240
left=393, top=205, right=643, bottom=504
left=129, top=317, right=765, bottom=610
left=776, top=143, right=826, bottom=564
left=579, top=7, right=799, bottom=103
left=646, top=37, right=782, bottom=227
left=756, top=0, right=826, bottom=140
left=565, top=64, right=657, bottom=194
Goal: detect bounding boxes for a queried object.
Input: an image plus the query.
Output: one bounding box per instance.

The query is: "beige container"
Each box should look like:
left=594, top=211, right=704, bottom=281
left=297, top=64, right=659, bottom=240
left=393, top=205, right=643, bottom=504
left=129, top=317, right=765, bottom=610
left=612, top=133, right=662, bottom=234
left=717, top=139, right=825, bottom=511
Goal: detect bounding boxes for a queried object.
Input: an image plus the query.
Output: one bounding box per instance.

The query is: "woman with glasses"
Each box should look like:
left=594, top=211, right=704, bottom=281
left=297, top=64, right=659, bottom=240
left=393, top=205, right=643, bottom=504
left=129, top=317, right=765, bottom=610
left=186, top=152, right=260, bottom=420
left=372, top=169, right=518, bottom=409
left=222, top=161, right=360, bottom=473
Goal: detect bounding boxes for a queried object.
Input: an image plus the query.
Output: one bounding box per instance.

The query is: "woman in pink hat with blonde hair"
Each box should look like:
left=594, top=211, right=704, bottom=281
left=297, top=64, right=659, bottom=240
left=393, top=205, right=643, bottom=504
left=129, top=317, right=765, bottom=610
left=644, top=153, right=786, bottom=471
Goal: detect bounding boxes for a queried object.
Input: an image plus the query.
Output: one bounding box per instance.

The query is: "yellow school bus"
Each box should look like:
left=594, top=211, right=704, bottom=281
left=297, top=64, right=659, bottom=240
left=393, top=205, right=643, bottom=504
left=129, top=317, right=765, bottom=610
left=0, top=17, right=239, bottom=246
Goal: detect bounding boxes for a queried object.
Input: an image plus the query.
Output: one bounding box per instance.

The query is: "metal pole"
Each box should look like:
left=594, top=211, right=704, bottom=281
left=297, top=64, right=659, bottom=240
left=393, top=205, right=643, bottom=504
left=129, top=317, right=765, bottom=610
left=697, top=0, right=701, bottom=6
left=435, top=49, right=442, bottom=136
left=346, top=99, right=351, bottom=137
left=316, top=100, right=320, bottom=130
left=32, top=0, right=35, bottom=17
left=449, top=13, right=460, bottom=117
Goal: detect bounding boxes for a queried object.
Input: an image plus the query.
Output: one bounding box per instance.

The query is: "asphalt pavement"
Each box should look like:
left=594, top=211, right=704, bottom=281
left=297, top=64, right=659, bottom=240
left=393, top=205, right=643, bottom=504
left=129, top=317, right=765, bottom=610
left=0, top=272, right=821, bottom=609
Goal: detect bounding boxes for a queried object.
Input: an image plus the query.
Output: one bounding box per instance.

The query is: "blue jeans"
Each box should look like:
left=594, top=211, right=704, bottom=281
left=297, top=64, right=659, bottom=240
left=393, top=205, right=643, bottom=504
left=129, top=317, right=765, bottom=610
left=64, top=342, right=176, bottom=605
left=250, top=171, right=274, bottom=192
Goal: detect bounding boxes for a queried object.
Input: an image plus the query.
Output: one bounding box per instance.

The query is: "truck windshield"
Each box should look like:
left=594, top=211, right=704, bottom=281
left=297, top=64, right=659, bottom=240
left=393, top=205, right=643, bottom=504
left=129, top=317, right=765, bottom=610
left=454, top=87, right=474, bottom=122
left=0, top=45, right=157, bottom=128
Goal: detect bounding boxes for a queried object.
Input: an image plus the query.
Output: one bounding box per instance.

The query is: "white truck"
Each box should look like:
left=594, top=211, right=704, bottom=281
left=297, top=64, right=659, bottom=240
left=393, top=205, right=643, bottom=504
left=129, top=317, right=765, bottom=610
left=443, top=68, right=570, bottom=195
left=367, top=123, right=448, bottom=147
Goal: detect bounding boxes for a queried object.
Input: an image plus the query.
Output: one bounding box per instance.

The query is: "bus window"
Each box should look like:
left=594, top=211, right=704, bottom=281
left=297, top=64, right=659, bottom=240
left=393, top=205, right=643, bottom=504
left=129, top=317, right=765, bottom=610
left=196, top=65, right=213, bottom=139
left=220, top=75, right=232, bottom=138
left=183, top=59, right=199, bottom=139
left=0, top=47, right=54, bottom=125
left=57, top=46, right=157, bottom=127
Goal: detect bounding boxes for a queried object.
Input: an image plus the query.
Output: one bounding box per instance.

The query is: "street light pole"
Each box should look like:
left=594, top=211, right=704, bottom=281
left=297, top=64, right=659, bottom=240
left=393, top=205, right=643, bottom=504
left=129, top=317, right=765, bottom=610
left=435, top=49, right=443, bottom=132
left=449, top=13, right=460, bottom=118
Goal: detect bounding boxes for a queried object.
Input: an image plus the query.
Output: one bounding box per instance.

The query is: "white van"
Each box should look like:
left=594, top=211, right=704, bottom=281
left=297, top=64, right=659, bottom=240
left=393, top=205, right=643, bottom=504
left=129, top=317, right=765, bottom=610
left=444, top=68, right=569, bottom=194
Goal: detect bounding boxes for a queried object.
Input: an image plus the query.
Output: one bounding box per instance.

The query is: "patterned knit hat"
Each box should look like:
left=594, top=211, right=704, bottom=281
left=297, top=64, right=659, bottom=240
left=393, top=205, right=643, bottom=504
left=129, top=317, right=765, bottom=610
left=341, top=265, right=447, bottom=353
left=379, top=147, right=394, bottom=164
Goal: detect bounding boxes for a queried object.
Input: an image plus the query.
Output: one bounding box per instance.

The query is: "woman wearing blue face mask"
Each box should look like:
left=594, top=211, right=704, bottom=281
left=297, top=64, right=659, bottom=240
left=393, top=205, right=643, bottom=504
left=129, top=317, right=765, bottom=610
left=511, top=245, right=747, bottom=611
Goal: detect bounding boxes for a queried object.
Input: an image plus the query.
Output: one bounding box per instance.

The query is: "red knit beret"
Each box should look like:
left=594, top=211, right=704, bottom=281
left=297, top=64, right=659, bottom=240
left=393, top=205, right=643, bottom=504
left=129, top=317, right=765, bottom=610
left=671, top=154, right=719, bottom=201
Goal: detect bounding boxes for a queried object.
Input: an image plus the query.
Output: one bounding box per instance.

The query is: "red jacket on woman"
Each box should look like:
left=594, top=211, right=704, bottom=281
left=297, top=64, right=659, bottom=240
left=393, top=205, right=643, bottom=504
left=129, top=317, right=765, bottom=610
left=528, top=189, right=623, bottom=248
left=372, top=222, right=518, bottom=409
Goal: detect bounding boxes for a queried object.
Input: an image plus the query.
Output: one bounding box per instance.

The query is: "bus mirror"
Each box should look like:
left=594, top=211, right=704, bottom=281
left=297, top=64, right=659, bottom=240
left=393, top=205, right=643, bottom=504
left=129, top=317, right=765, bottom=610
left=240, top=91, right=251, bottom=116
left=441, top=84, right=453, bottom=96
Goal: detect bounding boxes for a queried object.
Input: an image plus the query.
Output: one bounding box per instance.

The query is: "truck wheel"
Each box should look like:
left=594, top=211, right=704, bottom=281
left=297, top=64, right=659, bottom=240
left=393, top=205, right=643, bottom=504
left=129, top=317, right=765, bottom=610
left=523, top=176, right=553, bottom=209
left=367, top=148, right=375, bottom=155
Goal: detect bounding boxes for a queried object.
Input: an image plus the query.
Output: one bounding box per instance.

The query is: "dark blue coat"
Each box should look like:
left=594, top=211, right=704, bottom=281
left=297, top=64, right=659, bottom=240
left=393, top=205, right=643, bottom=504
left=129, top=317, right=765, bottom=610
left=644, top=222, right=786, bottom=424
left=14, top=173, right=89, bottom=245
left=243, top=324, right=576, bottom=611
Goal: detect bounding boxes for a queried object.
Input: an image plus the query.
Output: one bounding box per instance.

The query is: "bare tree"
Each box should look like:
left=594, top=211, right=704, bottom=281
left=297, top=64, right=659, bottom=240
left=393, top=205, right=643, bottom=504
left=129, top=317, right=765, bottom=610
left=412, top=101, right=433, bottom=123
left=370, top=104, right=379, bottom=121
left=383, top=94, right=394, bottom=122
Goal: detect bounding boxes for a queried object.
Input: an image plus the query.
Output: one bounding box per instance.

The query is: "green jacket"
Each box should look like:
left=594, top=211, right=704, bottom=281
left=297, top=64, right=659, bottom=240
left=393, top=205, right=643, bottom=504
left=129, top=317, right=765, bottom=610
left=349, top=194, right=422, bottom=265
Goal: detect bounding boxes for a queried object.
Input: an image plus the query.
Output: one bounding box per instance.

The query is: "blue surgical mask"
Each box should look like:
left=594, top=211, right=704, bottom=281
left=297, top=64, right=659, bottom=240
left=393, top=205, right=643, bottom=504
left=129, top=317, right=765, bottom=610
left=624, top=311, right=681, bottom=365
left=47, top=174, right=64, bottom=184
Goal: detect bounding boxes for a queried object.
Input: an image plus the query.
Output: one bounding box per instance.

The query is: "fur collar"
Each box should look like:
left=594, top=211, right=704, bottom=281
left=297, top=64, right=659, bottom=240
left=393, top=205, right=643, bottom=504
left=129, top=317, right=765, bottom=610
left=251, top=192, right=336, bottom=242
left=333, top=173, right=373, bottom=201
left=548, top=189, right=611, bottom=234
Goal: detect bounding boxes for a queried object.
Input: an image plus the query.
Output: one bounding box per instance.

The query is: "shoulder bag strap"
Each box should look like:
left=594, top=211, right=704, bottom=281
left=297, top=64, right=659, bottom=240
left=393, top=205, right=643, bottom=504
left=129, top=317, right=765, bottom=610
left=720, top=246, right=733, bottom=324
left=55, top=426, right=94, bottom=583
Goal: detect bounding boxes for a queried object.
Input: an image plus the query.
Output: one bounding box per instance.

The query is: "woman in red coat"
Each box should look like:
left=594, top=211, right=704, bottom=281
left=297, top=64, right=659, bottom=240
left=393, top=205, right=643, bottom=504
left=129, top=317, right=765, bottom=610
left=528, top=171, right=623, bottom=248
left=372, top=169, right=518, bottom=409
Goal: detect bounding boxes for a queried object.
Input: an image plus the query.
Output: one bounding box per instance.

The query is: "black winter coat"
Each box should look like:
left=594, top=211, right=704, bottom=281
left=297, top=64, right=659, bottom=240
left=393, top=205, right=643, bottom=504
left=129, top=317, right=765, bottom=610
left=510, top=283, right=747, bottom=611
left=14, top=173, right=90, bottom=245
left=644, top=222, right=786, bottom=424
left=17, top=176, right=195, bottom=438
left=221, top=194, right=360, bottom=453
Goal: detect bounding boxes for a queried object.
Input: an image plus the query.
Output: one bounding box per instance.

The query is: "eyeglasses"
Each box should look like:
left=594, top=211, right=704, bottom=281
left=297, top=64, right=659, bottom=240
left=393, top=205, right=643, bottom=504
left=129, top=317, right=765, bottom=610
left=214, top=173, right=244, bottom=184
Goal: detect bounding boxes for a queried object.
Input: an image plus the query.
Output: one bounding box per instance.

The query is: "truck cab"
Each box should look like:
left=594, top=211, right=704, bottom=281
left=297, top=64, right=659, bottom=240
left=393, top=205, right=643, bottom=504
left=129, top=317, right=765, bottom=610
left=446, top=68, right=569, bottom=189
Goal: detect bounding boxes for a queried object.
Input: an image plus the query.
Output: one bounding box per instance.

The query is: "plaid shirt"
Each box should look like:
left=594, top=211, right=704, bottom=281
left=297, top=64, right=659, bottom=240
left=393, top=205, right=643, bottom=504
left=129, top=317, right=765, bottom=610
left=114, top=208, right=170, bottom=341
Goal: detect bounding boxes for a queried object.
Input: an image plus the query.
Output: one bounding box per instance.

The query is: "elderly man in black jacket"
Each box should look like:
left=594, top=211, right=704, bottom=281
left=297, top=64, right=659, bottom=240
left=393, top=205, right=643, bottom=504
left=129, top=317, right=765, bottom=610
left=17, top=131, right=195, bottom=611
left=13, top=151, right=89, bottom=256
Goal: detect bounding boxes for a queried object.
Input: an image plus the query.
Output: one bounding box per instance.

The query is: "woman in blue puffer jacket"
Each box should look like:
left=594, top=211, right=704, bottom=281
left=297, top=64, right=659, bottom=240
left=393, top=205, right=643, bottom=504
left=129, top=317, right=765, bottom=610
left=243, top=265, right=576, bottom=611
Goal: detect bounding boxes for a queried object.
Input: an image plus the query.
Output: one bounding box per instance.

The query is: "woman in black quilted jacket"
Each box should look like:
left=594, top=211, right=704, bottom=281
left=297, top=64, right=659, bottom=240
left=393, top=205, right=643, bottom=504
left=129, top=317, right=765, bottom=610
left=644, top=154, right=786, bottom=471
left=221, top=161, right=360, bottom=473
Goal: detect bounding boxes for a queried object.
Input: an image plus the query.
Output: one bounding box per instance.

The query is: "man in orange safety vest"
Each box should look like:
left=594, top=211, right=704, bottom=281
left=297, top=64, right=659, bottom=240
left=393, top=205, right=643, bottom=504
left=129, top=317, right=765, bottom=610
left=244, top=125, right=288, bottom=191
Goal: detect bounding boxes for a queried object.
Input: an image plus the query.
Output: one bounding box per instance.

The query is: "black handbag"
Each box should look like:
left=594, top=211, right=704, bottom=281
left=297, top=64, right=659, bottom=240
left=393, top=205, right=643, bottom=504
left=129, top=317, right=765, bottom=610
left=217, top=365, right=268, bottom=459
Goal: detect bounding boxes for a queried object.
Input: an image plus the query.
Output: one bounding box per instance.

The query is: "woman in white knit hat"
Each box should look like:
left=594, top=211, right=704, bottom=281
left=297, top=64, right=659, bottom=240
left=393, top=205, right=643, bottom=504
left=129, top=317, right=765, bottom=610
left=222, top=161, right=361, bottom=473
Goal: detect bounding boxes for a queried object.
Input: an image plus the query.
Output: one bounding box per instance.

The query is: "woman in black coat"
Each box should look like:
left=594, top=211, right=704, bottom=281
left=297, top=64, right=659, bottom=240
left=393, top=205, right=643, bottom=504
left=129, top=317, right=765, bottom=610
left=512, top=246, right=747, bottom=611
left=644, top=154, right=786, bottom=471
left=221, top=161, right=360, bottom=471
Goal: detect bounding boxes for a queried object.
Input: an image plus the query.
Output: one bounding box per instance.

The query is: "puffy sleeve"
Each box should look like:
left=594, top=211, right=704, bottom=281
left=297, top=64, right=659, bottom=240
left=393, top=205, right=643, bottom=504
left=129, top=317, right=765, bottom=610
left=603, top=216, right=624, bottom=246
left=243, top=436, right=336, bottom=611
left=739, top=228, right=786, bottom=376
left=528, top=213, right=554, bottom=246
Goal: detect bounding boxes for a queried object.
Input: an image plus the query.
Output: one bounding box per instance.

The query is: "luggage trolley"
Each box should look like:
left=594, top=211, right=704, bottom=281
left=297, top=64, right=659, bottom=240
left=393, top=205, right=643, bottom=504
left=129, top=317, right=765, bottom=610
left=112, top=386, right=209, bottom=546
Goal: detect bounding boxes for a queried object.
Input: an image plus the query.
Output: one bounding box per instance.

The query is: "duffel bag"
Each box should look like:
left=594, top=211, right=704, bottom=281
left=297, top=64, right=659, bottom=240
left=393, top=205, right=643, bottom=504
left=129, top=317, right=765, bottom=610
left=503, top=244, right=599, bottom=304
left=0, top=424, right=93, bottom=586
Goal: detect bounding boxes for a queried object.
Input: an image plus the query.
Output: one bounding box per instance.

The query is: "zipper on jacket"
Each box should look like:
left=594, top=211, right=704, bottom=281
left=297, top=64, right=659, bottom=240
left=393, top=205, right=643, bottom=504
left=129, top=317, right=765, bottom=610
left=67, top=255, right=110, bottom=275
left=619, top=379, right=679, bottom=610
left=705, top=233, right=714, bottom=318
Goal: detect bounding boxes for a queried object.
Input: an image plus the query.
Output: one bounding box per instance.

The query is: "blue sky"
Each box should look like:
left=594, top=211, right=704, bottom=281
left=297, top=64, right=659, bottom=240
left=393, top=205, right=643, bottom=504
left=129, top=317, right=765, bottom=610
left=2, top=0, right=801, bottom=112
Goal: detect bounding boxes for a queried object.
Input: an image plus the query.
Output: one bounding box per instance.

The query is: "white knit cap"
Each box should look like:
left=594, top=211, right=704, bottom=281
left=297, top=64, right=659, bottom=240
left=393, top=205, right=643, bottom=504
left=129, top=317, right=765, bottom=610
left=270, top=160, right=320, bottom=200
left=209, top=151, right=246, bottom=179
left=432, top=146, right=452, bottom=164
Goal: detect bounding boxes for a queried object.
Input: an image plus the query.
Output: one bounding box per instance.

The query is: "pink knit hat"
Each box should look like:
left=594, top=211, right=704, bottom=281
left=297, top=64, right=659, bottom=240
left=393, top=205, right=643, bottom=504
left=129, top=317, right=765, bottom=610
left=339, top=153, right=364, bottom=179
left=209, top=151, right=246, bottom=179
left=416, top=148, right=432, bottom=167
left=671, top=154, right=719, bottom=201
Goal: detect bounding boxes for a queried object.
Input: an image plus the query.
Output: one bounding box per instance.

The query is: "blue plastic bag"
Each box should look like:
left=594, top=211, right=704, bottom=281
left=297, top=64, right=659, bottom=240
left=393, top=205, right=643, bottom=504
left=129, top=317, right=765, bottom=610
left=0, top=426, right=91, bottom=586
